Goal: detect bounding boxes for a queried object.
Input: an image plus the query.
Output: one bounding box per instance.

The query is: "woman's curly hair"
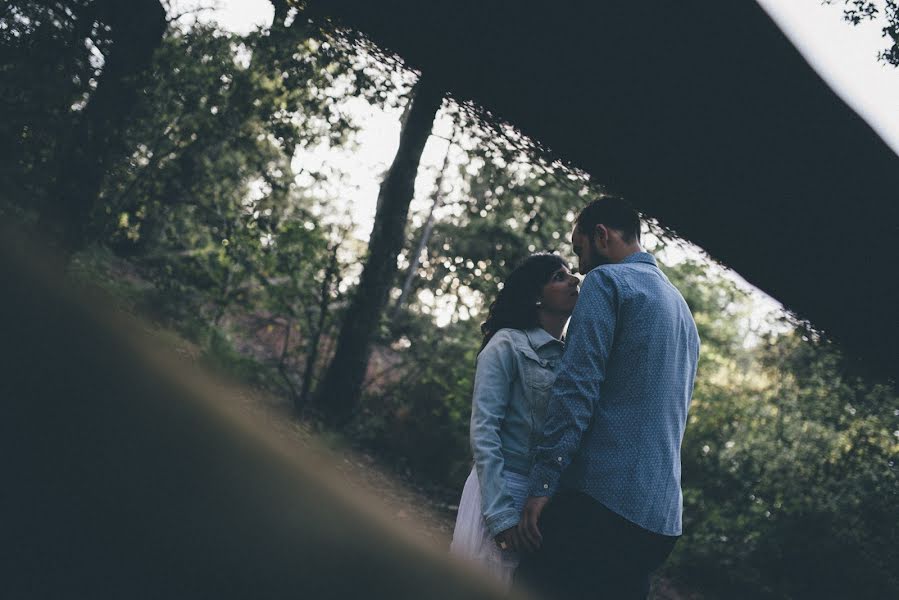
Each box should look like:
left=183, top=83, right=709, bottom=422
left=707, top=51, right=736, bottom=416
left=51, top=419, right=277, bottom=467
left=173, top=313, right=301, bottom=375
left=480, top=252, right=569, bottom=351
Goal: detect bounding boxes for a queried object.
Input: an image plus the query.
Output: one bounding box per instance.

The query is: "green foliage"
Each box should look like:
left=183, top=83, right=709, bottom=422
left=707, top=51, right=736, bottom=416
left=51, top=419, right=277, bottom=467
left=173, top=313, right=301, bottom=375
left=667, top=268, right=899, bottom=598
left=200, top=327, right=274, bottom=386
left=828, top=0, right=899, bottom=65
left=113, top=19, right=377, bottom=407
left=349, top=317, right=481, bottom=486
left=5, top=6, right=897, bottom=598
left=399, top=118, right=590, bottom=318
left=101, top=20, right=359, bottom=252
left=0, top=1, right=109, bottom=218
left=66, top=245, right=154, bottom=311
left=379, top=240, right=898, bottom=599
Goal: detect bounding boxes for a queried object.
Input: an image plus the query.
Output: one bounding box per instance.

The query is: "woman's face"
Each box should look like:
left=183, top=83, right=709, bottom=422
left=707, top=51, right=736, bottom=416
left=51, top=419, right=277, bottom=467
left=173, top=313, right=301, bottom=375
left=539, top=266, right=580, bottom=315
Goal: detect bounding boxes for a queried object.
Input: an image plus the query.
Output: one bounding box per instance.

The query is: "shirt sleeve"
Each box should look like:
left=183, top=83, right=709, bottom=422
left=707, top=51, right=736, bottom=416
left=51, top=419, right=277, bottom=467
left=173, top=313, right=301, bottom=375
left=469, top=331, right=521, bottom=536
left=528, top=268, right=619, bottom=497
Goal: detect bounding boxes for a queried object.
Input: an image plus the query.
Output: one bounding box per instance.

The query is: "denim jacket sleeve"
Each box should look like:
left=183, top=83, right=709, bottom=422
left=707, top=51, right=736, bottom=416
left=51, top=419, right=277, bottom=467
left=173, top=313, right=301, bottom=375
left=470, top=330, right=521, bottom=537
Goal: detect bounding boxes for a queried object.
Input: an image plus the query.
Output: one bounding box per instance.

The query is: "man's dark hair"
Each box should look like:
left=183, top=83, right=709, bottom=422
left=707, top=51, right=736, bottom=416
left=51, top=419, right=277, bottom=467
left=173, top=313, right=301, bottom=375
left=576, top=196, right=641, bottom=242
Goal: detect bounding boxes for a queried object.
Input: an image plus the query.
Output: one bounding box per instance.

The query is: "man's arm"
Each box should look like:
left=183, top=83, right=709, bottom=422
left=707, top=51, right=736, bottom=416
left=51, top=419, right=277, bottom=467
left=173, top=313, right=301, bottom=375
left=520, top=269, right=619, bottom=549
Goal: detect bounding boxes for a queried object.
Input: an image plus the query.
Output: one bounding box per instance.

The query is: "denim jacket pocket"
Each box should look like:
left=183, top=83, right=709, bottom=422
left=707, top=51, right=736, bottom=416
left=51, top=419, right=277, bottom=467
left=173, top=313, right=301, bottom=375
left=520, top=346, right=555, bottom=391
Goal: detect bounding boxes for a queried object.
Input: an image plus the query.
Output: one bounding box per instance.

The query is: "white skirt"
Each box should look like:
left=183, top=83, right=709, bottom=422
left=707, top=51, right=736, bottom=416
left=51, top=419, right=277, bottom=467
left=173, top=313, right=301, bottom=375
left=449, top=466, right=530, bottom=589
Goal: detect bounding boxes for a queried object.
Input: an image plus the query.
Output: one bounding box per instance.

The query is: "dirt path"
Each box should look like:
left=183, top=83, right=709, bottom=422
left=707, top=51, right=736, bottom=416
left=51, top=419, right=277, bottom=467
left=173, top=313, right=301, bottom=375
left=166, top=334, right=694, bottom=600
left=73, top=249, right=461, bottom=549
left=164, top=333, right=459, bottom=553
left=212, top=368, right=694, bottom=600
left=231, top=383, right=459, bottom=550
left=78, top=251, right=696, bottom=599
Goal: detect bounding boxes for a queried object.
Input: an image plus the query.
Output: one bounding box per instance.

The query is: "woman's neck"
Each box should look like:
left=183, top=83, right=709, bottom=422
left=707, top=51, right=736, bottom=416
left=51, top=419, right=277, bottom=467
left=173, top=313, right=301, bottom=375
left=538, top=312, right=568, bottom=340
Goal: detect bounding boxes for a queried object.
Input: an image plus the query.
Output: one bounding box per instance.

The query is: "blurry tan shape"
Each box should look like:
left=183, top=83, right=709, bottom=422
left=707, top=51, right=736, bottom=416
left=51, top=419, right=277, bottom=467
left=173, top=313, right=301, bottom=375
left=0, top=232, right=535, bottom=600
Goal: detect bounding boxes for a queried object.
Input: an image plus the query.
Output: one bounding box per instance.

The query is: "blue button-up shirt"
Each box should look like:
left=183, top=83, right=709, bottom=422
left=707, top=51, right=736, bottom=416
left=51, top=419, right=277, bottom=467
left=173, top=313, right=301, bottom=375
left=528, top=252, right=699, bottom=536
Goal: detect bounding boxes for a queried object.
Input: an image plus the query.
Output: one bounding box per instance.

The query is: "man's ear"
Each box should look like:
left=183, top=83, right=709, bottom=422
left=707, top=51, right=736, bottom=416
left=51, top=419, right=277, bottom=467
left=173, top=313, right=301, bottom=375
left=594, top=224, right=610, bottom=249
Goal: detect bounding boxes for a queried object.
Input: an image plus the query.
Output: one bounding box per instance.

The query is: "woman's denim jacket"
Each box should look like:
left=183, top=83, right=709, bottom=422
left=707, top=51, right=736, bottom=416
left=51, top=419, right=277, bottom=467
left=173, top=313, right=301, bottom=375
left=470, top=327, right=564, bottom=536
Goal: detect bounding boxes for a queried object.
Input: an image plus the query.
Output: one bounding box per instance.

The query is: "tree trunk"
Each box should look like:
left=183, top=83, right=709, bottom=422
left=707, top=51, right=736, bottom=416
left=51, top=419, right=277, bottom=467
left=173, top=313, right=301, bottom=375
left=314, top=76, right=444, bottom=426
left=392, top=124, right=455, bottom=319
left=45, top=0, right=167, bottom=253
left=298, top=238, right=341, bottom=411
left=277, top=318, right=301, bottom=407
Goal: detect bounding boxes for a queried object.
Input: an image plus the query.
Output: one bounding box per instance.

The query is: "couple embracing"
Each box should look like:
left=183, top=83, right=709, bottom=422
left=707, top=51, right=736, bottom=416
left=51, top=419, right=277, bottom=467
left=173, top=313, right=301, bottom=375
left=450, top=197, right=700, bottom=600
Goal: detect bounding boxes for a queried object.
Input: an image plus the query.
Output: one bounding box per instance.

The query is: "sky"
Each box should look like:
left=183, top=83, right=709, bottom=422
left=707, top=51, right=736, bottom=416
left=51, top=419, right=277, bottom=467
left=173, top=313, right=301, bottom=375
left=757, top=0, right=899, bottom=155
left=190, top=0, right=899, bottom=155
left=185, top=0, right=899, bottom=237
left=174, top=0, right=897, bottom=328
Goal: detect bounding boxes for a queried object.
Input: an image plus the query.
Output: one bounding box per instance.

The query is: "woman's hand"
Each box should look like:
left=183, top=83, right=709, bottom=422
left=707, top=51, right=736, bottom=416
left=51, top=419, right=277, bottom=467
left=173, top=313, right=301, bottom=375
left=494, top=525, right=523, bottom=552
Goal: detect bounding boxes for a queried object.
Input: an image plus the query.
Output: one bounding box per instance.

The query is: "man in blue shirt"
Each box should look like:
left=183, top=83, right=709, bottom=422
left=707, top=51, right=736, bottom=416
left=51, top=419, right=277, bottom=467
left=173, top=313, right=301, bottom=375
left=514, top=198, right=700, bottom=599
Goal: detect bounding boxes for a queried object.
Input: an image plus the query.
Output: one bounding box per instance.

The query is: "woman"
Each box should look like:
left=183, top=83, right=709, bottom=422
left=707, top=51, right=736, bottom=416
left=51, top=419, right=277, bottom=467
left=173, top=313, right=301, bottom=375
left=450, top=253, right=580, bottom=587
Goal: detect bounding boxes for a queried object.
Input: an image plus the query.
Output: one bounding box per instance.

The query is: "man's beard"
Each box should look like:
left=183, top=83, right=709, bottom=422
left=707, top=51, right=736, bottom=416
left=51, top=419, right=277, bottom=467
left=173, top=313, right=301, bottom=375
left=585, top=246, right=612, bottom=270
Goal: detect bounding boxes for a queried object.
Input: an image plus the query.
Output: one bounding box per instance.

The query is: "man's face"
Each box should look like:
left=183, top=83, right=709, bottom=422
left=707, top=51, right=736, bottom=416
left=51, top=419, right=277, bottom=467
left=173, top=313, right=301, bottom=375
left=570, top=224, right=613, bottom=274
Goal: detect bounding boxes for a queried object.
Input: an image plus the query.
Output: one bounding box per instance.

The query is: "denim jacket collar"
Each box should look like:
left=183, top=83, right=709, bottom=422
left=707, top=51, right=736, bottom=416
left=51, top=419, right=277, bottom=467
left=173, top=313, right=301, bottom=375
left=525, top=327, right=564, bottom=351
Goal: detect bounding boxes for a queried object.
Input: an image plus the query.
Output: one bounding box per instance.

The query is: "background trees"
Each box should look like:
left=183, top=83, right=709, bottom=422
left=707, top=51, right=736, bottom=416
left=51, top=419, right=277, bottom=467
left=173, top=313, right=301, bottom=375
left=314, top=76, right=445, bottom=426
left=3, top=3, right=897, bottom=598
left=0, top=0, right=167, bottom=251
left=830, top=0, right=899, bottom=65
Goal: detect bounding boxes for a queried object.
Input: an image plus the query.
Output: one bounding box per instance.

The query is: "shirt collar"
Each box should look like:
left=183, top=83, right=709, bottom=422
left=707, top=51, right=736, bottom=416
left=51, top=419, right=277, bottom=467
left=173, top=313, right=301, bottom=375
left=525, top=327, right=564, bottom=350
left=620, top=251, right=657, bottom=267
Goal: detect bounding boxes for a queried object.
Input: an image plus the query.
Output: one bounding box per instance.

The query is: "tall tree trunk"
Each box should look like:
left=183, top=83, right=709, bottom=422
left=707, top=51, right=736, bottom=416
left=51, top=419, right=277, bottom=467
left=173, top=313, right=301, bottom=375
left=392, top=124, right=455, bottom=319
left=45, top=0, right=167, bottom=253
left=298, top=238, right=341, bottom=411
left=314, top=75, right=444, bottom=426
left=277, top=318, right=301, bottom=407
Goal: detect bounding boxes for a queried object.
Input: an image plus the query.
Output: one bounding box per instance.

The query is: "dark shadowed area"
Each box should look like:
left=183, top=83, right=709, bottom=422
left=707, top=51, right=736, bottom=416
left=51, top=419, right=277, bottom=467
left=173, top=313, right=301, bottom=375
left=0, top=234, right=517, bottom=600
left=3, top=2, right=897, bottom=597
left=306, top=0, right=899, bottom=381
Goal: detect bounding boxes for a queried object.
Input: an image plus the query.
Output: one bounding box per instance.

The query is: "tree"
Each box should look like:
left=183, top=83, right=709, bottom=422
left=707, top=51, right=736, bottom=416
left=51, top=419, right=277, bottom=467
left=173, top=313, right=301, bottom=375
left=95, top=11, right=378, bottom=312
left=315, top=75, right=445, bottom=426
left=1, top=1, right=167, bottom=251
left=1, top=2, right=96, bottom=222
left=45, top=0, right=168, bottom=252
left=392, top=122, right=456, bottom=318
left=829, top=0, right=899, bottom=65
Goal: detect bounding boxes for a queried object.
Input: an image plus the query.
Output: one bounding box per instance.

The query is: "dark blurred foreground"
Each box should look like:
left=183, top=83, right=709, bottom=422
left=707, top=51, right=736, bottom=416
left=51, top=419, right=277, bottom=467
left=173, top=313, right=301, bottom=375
left=3, top=4, right=897, bottom=596
left=0, top=233, right=519, bottom=600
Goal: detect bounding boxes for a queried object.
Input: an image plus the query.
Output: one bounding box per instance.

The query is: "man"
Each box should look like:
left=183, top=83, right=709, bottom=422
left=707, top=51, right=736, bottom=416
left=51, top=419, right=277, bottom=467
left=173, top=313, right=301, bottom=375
left=514, top=197, right=700, bottom=599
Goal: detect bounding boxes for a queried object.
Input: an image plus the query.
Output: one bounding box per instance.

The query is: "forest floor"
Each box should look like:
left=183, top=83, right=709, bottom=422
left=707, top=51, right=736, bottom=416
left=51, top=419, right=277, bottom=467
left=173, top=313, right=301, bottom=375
left=69, top=247, right=699, bottom=600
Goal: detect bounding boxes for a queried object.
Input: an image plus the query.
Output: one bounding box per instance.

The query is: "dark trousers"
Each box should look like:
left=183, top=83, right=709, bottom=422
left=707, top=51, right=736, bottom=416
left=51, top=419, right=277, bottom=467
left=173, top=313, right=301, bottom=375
left=513, top=491, right=678, bottom=600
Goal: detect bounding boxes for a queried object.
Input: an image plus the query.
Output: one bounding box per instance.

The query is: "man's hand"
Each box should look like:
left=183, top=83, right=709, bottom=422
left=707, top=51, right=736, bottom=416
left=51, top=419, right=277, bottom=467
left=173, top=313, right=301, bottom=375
left=518, top=496, right=550, bottom=553
left=494, top=525, right=523, bottom=553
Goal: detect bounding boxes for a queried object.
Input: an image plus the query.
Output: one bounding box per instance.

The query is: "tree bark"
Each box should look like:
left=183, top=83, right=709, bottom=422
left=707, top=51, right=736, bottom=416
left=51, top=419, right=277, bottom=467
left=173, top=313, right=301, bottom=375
left=392, top=124, right=455, bottom=319
left=314, top=75, right=444, bottom=426
left=277, top=318, right=300, bottom=407
left=45, top=0, right=167, bottom=253
left=298, top=238, right=341, bottom=411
